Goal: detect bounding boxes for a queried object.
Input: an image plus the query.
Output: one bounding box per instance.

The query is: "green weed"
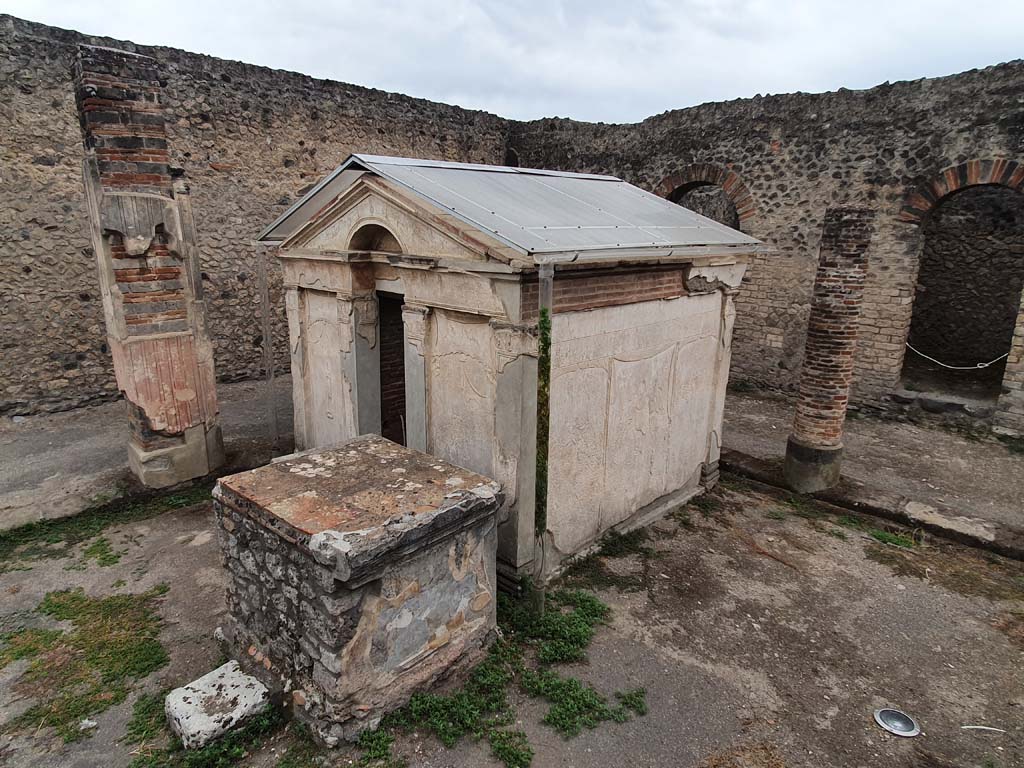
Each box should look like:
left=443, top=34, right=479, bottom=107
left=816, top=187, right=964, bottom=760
left=82, top=536, right=125, bottom=567
left=520, top=669, right=646, bottom=737
left=782, top=494, right=821, bottom=519
left=615, top=688, right=648, bottom=716
left=0, top=483, right=213, bottom=572
left=488, top=729, right=533, bottom=768
left=869, top=529, right=916, bottom=548
left=124, top=690, right=170, bottom=749
left=597, top=529, right=653, bottom=558
left=0, top=627, right=62, bottom=666
left=690, top=494, right=723, bottom=518
left=128, top=704, right=286, bottom=768
left=357, top=727, right=406, bottom=766
left=836, top=515, right=868, bottom=530
left=366, top=588, right=643, bottom=767
left=500, top=589, right=609, bottom=664
left=2, top=585, right=170, bottom=742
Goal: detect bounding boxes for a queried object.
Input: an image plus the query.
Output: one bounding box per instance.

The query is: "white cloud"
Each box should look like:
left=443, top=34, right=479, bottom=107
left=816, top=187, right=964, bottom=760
left=3, top=0, right=1022, bottom=122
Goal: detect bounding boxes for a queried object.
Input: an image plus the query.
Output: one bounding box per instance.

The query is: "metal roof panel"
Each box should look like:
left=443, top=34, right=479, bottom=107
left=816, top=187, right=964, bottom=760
left=259, top=154, right=764, bottom=259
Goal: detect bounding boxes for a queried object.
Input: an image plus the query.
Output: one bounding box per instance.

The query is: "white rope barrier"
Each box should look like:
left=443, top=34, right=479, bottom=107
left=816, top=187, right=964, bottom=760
left=905, top=342, right=1009, bottom=371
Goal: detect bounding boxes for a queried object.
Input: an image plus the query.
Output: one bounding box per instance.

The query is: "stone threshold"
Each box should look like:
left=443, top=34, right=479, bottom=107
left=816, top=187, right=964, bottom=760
left=720, top=448, right=1024, bottom=562
left=888, top=387, right=998, bottom=418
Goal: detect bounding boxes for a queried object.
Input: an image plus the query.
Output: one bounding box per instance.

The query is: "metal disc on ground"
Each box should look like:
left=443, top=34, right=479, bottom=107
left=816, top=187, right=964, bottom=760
left=873, top=708, right=921, bottom=737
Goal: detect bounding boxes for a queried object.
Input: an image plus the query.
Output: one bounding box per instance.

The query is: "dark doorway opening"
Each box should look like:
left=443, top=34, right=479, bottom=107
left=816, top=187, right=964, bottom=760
left=901, top=185, right=1024, bottom=402
left=378, top=293, right=407, bottom=445
left=669, top=183, right=741, bottom=230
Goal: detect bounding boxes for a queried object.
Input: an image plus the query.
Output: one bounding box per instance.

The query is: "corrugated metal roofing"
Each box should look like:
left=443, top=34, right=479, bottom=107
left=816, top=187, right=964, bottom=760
left=259, top=154, right=764, bottom=261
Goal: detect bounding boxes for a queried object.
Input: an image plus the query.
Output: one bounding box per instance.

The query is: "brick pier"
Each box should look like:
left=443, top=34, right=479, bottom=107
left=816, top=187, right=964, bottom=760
left=784, top=208, right=874, bottom=493
left=73, top=45, right=223, bottom=486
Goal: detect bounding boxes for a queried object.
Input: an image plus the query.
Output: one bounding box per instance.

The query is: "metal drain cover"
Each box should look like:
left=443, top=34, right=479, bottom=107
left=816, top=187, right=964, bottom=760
left=874, top=708, right=921, bottom=737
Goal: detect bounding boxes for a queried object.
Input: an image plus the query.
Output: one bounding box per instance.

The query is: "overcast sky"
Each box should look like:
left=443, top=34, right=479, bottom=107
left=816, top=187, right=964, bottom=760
left=5, top=0, right=1023, bottom=123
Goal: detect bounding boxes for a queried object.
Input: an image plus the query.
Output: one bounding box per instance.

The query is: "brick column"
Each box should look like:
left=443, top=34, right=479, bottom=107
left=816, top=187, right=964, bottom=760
left=74, top=45, right=223, bottom=487
left=784, top=208, right=874, bottom=492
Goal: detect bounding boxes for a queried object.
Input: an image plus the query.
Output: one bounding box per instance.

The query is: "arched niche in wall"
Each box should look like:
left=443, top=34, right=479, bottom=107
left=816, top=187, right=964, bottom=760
left=655, top=163, right=756, bottom=231
left=348, top=222, right=403, bottom=253
left=898, top=159, right=1024, bottom=404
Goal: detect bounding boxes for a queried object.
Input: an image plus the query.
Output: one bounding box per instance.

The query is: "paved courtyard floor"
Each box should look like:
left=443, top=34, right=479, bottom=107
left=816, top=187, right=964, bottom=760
left=0, top=377, right=293, bottom=530
left=723, top=390, right=1023, bottom=530
left=0, top=476, right=1020, bottom=768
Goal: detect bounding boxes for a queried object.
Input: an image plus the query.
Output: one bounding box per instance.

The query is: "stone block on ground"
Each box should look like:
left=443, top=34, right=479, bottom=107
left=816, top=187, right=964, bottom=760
left=165, top=660, right=270, bottom=749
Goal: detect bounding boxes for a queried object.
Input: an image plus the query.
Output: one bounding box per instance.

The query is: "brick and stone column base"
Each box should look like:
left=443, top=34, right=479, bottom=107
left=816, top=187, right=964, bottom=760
left=785, top=208, right=874, bottom=493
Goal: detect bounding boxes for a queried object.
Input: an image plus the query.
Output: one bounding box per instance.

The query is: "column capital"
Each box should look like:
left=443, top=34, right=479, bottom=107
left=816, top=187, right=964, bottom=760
left=490, top=320, right=539, bottom=371
left=402, top=304, right=432, bottom=352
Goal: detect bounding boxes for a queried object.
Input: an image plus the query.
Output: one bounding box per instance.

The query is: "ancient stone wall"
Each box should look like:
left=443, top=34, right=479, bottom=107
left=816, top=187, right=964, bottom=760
left=507, top=65, right=1024, bottom=405
left=5, top=12, right=1024, bottom=421
left=0, top=14, right=508, bottom=415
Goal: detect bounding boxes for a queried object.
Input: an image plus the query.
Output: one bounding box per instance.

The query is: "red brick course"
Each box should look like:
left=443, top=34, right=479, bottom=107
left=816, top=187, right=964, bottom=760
left=522, top=267, right=685, bottom=321
left=73, top=45, right=172, bottom=196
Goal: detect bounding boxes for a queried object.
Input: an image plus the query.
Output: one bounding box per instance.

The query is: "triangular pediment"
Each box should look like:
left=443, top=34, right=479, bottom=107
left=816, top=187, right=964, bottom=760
left=281, top=176, right=522, bottom=265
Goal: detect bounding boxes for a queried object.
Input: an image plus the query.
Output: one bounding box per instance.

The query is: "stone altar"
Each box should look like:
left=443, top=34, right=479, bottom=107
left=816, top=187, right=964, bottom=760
left=213, top=434, right=501, bottom=743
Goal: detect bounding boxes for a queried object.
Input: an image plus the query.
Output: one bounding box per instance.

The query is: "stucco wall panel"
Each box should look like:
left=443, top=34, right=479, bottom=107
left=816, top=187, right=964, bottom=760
left=302, top=290, right=355, bottom=446
left=427, top=310, right=496, bottom=478
left=547, top=365, right=609, bottom=554
left=547, top=294, right=723, bottom=556
left=604, top=347, right=676, bottom=528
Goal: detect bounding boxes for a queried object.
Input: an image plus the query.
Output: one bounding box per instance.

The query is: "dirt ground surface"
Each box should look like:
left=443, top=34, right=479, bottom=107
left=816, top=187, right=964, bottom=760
left=723, top=390, right=1023, bottom=530
left=1, top=478, right=1020, bottom=768
left=0, top=377, right=294, bottom=530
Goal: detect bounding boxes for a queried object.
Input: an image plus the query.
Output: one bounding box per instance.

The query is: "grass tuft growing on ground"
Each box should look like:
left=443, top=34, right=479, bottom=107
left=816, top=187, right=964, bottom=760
left=82, top=536, right=125, bottom=567
left=487, top=729, right=533, bottom=768
left=835, top=514, right=918, bottom=548
left=690, top=494, right=724, bottom=518
left=124, top=690, right=170, bottom=750
left=1, top=584, right=170, bottom=742
left=781, top=494, right=822, bottom=519
left=0, top=482, right=213, bottom=572
left=562, top=529, right=658, bottom=591
left=597, top=528, right=654, bottom=558
left=868, top=529, right=917, bottom=548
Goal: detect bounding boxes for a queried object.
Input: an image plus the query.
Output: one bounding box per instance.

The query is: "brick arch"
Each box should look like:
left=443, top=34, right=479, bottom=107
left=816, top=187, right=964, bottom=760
left=899, top=158, right=1024, bottom=224
left=655, top=163, right=757, bottom=224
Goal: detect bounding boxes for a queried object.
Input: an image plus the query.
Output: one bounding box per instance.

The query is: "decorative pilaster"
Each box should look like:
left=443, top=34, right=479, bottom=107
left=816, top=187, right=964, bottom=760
left=284, top=287, right=308, bottom=449
left=490, top=320, right=540, bottom=574
left=785, top=208, right=874, bottom=492
left=338, top=293, right=380, bottom=436
left=402, top=304, right=431, bottom=451
left=74, top=44, right=223, bottom=487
